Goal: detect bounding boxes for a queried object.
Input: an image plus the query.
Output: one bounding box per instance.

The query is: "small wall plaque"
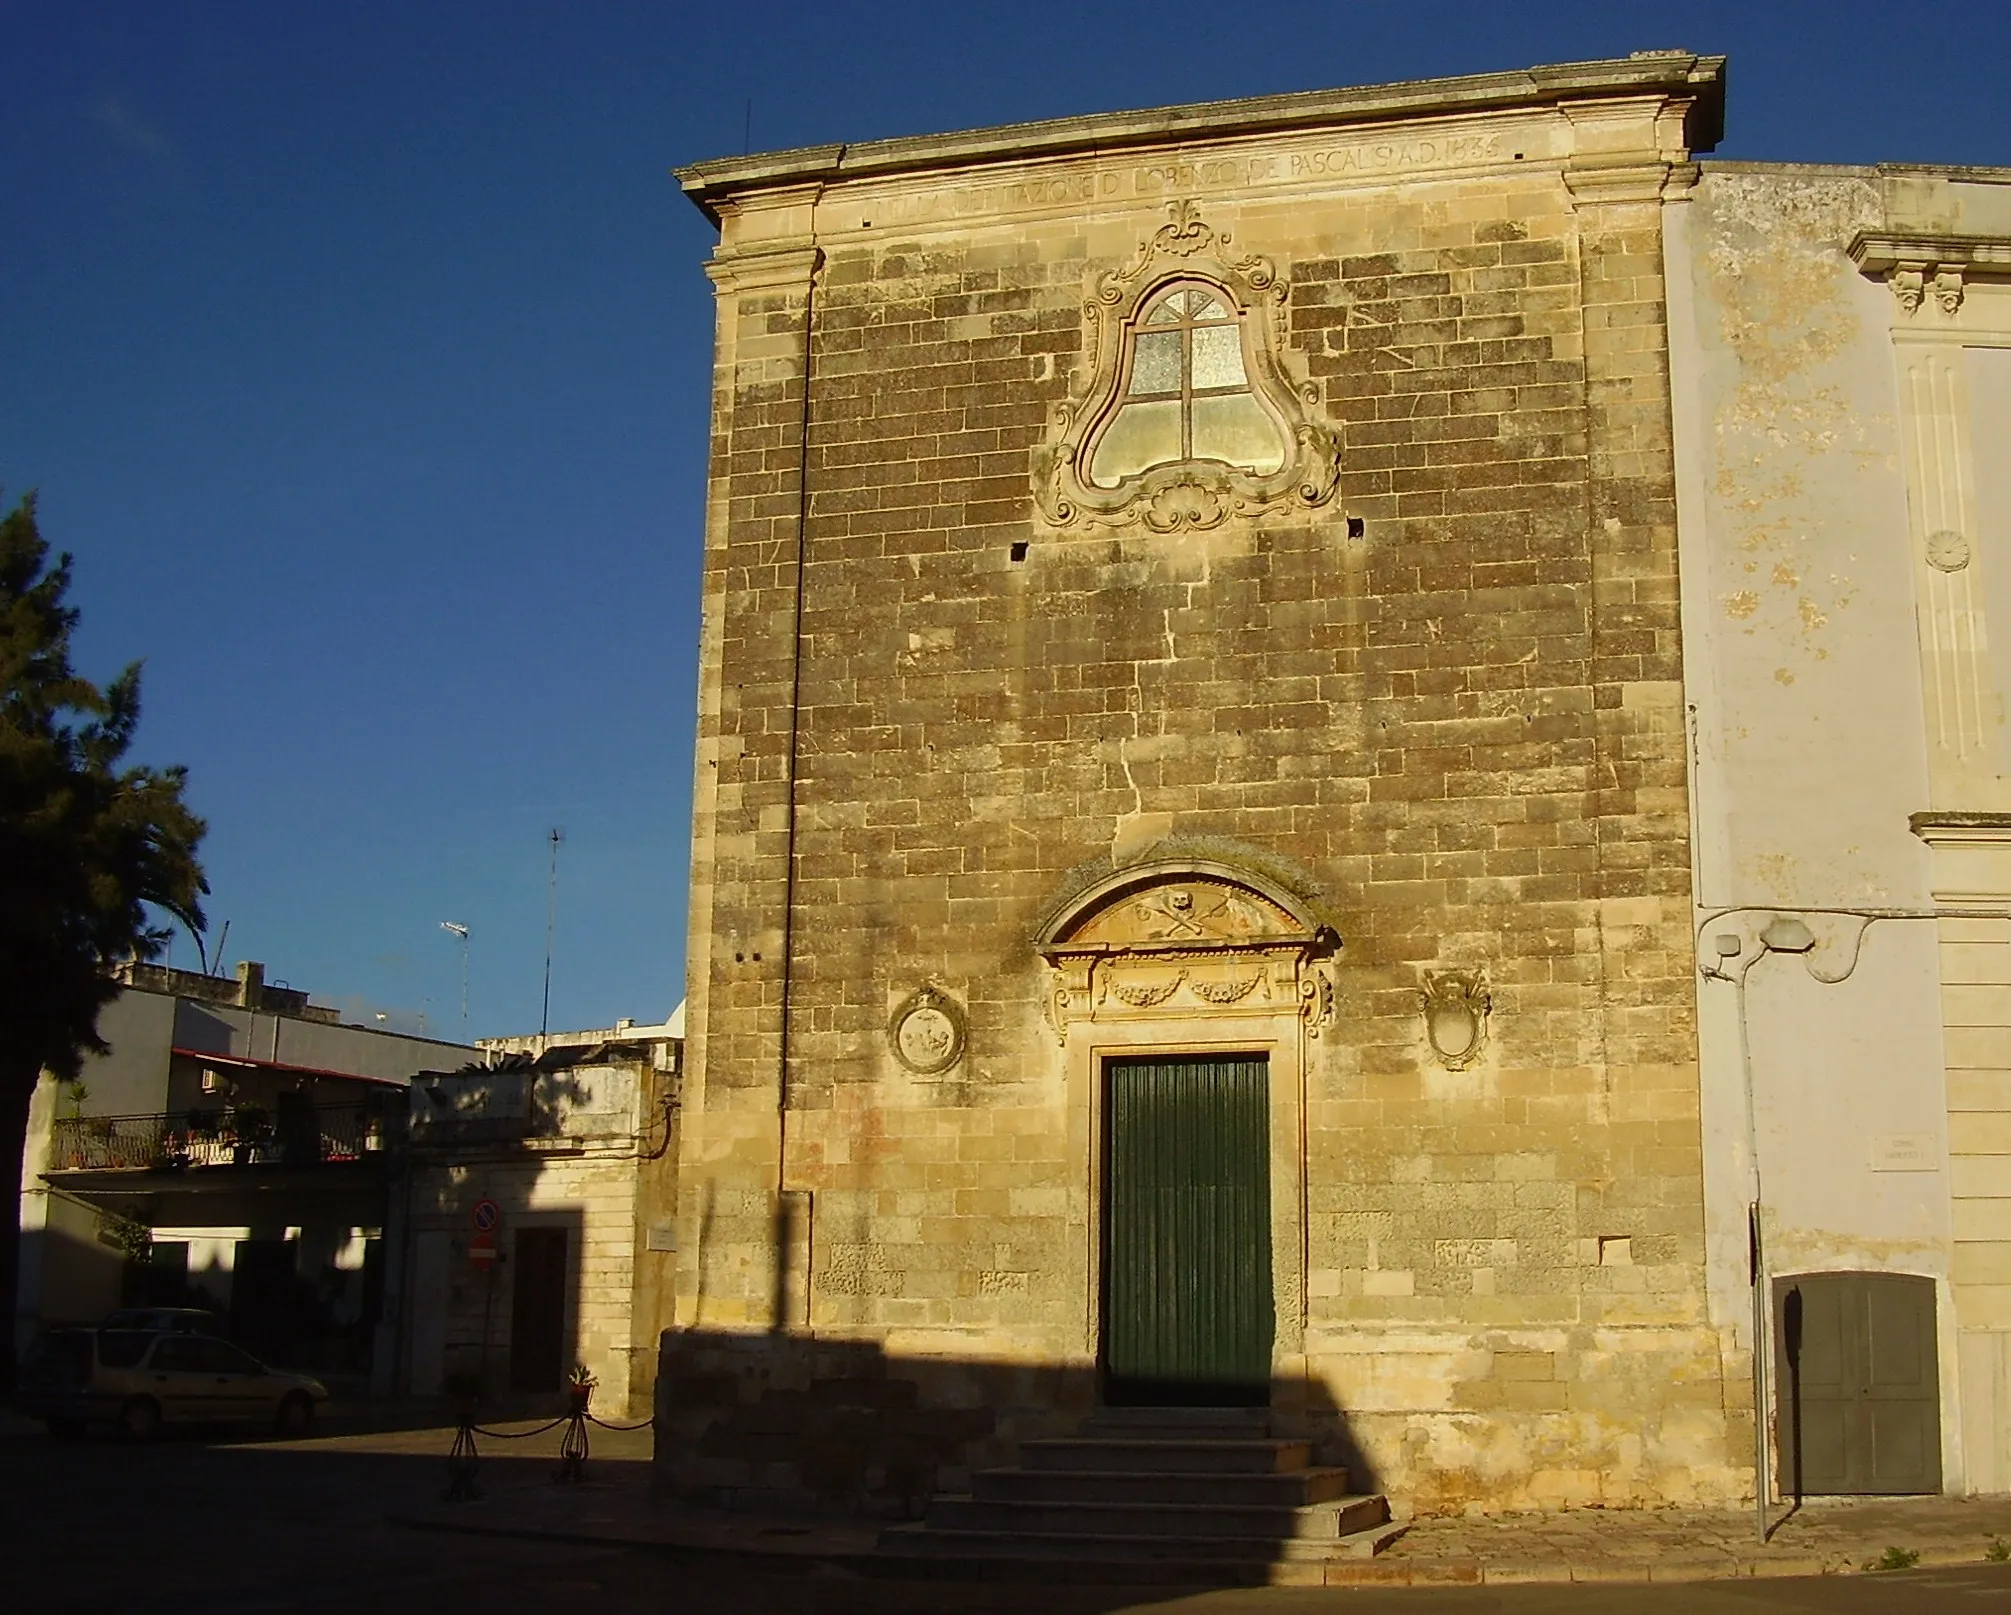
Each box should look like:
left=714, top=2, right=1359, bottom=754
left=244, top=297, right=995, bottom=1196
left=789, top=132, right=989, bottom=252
left=1870, top=1133, right=1939, bottom=1172
left=888, top=983, right=967, bottom=1075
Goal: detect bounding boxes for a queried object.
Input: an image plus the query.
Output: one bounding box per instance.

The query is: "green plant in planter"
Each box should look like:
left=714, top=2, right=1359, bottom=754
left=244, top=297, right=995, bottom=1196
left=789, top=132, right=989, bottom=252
left=566, top=1363, right=597, bottom=1410
left=102, top=1215, right=154, bottom=1263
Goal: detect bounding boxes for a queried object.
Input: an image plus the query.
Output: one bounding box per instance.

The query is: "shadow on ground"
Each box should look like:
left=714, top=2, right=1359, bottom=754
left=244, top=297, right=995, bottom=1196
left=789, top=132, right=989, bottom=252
left=0, top=1410, right=1223, bottom=1615
left=657, top=1326, right=1378, bottom=1518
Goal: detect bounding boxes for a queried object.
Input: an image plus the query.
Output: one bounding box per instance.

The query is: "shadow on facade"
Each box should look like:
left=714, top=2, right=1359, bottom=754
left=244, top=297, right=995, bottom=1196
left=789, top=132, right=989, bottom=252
left=655, top=1326, right=1382, bottom=1552
left=20, top=1180, right=391, bottom=1376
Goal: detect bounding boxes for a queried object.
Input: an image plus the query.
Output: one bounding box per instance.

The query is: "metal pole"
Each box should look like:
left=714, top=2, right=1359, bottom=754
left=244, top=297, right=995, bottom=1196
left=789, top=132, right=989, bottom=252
left=1730, top=959, right=1770, bottom=1541
left=541, top=829, right=563, bottom=1038
left=1750, top=1199, right=1768, bottom=1542
left=439, top=923, right=470, bottom=1034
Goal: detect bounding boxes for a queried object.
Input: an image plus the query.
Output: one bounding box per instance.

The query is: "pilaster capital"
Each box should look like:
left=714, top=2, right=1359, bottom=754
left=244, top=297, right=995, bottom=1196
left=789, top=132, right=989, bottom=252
left=1561, top=156, right=1677, bottom=210
left=1849, top=232, right=2011, bottom=317
left=704, top=244, right=823, bottom=300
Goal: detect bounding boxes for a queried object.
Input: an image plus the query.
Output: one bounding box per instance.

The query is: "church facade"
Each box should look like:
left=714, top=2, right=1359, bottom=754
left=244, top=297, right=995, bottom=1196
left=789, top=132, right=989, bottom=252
left=658, top=53, right=1748, bottom=1516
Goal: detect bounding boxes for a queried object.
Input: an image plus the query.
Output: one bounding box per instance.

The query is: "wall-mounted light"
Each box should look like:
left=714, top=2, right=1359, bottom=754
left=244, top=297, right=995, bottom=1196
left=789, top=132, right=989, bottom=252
left=1760, top=915, right=1815, bottom=954
left=1421, top=969, right=1491, bottom=1069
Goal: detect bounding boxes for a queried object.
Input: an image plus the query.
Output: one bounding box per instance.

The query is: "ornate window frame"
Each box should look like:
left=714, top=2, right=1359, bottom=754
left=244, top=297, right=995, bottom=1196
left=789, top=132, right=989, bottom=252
left=1033, top=202, right=1342, bottom=535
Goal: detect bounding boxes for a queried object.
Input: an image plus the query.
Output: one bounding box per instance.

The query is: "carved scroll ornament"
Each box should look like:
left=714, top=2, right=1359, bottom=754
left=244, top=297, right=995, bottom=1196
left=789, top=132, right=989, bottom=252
left=1420, top=969, right=1491, bottom=1069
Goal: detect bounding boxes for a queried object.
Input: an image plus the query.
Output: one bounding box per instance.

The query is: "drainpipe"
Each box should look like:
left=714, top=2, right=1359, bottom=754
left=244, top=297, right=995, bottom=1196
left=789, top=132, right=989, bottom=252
left=771, top=200, right=823, bottom=1335
left=1706, top=914, right=1815, bottom=1542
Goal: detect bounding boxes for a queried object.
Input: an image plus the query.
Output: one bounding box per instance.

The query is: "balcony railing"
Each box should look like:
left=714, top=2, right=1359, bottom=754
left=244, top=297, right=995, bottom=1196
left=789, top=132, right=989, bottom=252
left=48, top=1105, right=402, bottom=1173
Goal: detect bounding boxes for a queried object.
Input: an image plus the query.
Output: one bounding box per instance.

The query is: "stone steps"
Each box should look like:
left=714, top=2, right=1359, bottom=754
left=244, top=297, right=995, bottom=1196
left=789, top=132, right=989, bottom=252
left=925, top=1491, right=1391, bottom=1542
left=975, top=1464, right=1354, bottom=1507
left=874, top=1405, right=1403, bottom=1580
left=1078, top=1405, right=1272, bottom=1433
left=1020, top=1437, right=1313, bottom=1473
left=876, top=1519, right=1408, bottom=1583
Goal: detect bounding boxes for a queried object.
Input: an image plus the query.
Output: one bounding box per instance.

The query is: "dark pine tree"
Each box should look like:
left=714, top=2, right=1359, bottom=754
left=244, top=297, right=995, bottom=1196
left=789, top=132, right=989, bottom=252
left=0, top=495, right=206, bottom=1386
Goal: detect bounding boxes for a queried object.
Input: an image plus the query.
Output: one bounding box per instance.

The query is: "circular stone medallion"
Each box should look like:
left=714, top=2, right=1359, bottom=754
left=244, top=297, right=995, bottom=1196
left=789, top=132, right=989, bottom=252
left=888, top=985, right=966, bottom=1075
left=1927, top=529, right=1971, bottom=572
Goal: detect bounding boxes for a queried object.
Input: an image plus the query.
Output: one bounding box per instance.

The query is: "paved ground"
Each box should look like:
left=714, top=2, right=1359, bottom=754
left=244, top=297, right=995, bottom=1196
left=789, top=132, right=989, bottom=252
left=8, top=1406, right=2011, bottom=1611
left=1380, top=1494, right=2011, bottom=1586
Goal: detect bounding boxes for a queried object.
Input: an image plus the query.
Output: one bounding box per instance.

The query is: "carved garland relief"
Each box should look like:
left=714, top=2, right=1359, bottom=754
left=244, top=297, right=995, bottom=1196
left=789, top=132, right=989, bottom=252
left=1035, top=870, right=1337, bottom=1044
left=1032, top=202, right=1342, bottom=534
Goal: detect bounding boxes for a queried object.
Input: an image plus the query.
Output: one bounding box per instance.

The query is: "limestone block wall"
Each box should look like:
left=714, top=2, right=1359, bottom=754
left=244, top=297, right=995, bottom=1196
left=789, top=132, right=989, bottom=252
left=670, top=57, right=1741, bottom=1514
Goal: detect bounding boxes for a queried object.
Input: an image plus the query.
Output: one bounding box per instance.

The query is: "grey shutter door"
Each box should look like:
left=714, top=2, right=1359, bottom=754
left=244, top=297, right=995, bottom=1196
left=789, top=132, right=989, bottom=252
left=1776, top=1272, right=1940, bottom=1495
left=1103, top=1055, right=1273, bottom=1406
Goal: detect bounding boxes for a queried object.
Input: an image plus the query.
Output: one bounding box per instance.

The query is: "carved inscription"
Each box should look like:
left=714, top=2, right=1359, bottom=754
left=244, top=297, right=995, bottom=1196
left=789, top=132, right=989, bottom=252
left=864, top=131, right=1515, bottom=227
left=1287, top=133, right=1504, bottom=177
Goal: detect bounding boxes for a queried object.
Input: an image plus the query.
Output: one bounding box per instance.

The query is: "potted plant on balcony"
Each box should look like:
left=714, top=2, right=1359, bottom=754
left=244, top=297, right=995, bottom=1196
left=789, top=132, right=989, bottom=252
left=224, top=1104, right=270, bottom=1164
left=185, top=1109, right=222, bottom=1167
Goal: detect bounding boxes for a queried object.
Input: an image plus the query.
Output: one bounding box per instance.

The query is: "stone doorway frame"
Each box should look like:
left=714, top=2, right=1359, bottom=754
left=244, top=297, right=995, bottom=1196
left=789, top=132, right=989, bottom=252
left=1033, top=857, right=1339, bottom=1381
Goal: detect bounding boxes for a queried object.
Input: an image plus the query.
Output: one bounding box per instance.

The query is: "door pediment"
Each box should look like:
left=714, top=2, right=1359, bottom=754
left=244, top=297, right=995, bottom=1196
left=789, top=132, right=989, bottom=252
left=1034, top=860, right=1338, bottom=1042
left=1035, top=859, right=1329, bottom=953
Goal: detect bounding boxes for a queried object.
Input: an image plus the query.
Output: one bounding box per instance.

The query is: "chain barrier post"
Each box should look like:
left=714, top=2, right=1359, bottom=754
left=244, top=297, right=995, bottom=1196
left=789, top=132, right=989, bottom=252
left=440, top=1365, right=654, bottom=1493
left=556, top=1366, right=595, bottom=1484
left=443, top=1404, right=481, bottom=1502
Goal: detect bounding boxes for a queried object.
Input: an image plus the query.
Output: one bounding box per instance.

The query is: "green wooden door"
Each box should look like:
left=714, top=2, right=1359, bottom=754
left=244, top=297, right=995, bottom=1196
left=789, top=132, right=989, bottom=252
left=1103, top=1055, right=1273, bottom=1406
left=1776, top=1272, right=1941, bottom=1495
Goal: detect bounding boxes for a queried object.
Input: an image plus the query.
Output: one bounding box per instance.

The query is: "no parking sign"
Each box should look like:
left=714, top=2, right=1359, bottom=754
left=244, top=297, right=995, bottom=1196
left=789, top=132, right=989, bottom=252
left=470, top=1197, right=501, bottom=1267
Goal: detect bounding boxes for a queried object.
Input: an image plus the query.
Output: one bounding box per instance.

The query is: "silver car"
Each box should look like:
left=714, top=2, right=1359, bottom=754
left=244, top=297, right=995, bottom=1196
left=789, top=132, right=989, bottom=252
left=18, top=1328, right=328, bottom=1439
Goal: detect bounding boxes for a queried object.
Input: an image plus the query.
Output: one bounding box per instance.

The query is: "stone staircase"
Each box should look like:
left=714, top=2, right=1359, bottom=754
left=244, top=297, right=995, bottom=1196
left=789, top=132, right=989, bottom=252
left=877, top=1406, right=1404, bottom=1583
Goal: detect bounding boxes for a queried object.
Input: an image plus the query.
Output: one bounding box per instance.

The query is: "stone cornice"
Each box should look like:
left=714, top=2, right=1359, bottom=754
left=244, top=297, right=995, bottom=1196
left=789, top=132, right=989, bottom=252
left=676, top=54, right=1726, bottom=223
left=1849, top=232, right=2011, bottom=317
left=1909, top=811, right=2011, bottom=847
left=1908, top=813, right=2011, bottom=907
left=1849, top=234, right=2011, bottom=276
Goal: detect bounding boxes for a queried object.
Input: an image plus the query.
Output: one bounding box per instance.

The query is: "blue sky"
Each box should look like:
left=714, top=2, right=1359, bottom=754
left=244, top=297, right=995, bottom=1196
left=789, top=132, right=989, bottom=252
left=3, top=2, right=2007, bottom=1040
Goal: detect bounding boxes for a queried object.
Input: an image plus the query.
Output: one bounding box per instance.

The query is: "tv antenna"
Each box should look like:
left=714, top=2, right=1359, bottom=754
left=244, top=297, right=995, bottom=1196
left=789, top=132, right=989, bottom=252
left=439, top=922, right=470, bottom=1031
left=541, top=827, right=564, bottom=1037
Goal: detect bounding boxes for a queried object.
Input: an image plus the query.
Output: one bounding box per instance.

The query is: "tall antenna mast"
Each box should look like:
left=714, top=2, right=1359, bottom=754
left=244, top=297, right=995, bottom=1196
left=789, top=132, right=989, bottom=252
left=541, top=827, right=564, bottom=1037
left=440, top=922, right=470, bottom=1032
